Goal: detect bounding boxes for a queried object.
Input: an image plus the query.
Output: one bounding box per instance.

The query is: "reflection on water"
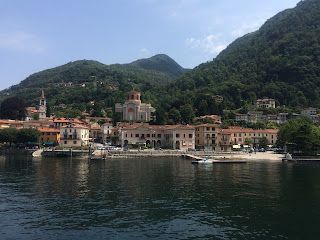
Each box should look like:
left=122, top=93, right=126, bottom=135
left=1, top=156, right=320, bottom=239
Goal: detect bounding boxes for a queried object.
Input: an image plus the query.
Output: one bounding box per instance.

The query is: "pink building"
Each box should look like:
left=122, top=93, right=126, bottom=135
left=120, top=123, right=195, bottom=150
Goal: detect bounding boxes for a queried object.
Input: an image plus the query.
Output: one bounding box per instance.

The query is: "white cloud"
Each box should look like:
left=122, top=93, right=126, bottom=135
left=231, top=18, right=266, bottom=37
left=139, top=48, right=151, bottom=58
left=0, top=31, right=45, bottom=53
left=186, top=34, right=227, bottom=55
left=186, top=37, right=201, bottom=49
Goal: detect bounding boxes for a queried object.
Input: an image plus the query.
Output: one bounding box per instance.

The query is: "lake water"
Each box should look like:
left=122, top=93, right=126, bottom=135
left=1, top=155, right=320, bottom=240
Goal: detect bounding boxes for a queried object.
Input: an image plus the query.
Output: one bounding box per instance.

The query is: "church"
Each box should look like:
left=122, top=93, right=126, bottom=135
left=115, top=90, right=155, bottom=122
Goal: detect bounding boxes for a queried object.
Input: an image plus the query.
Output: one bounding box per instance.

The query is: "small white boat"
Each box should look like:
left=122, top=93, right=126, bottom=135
left=191, top=157, right=213, bottom=164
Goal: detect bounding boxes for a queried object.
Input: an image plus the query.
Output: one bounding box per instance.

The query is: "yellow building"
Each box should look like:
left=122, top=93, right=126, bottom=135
left=195, top=124, right=219, bottom=150
left=37, top=127, right=60, bottom=145
left=218, top=126, right=278, bottom=151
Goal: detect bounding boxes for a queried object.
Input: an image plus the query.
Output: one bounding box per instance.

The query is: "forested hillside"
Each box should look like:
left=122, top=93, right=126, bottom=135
left=0, top=55, right=188, bottom=117
left=164, top=0, right=320, bottom=112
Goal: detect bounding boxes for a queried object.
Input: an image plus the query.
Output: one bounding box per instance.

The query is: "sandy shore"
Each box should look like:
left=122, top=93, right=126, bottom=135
left=213, top=151, right=285, bottom=160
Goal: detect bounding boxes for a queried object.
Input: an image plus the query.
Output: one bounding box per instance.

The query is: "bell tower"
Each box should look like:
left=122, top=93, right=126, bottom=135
left=39, top=89, right=46, bottom=120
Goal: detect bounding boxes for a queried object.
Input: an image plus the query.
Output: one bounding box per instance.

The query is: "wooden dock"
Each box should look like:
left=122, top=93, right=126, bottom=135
left=184, top=154, right=246, bottom=164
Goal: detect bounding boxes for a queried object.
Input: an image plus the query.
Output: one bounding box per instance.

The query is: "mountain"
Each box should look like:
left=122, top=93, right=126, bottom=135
left=168, top=0, right=320, bottom=110
left=113, top=54, right=189, bottom=79
left=0, top=55, right=188, bottom=112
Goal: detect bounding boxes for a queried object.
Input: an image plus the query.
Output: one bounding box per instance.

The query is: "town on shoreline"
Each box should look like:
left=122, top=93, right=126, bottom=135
left=0, top=90, right=318, bottom=156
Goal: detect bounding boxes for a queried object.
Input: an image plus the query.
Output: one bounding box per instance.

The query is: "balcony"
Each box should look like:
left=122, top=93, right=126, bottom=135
left=61, top=135, right=80, bottom=140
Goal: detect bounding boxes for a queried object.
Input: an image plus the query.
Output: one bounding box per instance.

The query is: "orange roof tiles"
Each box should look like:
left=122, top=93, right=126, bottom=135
left=195, top=124, right=220, bottom=127
left=36, top=127, right=60, bottom=133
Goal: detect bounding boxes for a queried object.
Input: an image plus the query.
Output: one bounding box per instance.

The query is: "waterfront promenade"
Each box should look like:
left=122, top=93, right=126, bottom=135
left=95, top=149, right=285, bottom=160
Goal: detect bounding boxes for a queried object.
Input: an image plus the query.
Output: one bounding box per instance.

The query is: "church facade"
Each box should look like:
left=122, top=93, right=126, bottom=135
left=115, top=90, right=155, bottom=122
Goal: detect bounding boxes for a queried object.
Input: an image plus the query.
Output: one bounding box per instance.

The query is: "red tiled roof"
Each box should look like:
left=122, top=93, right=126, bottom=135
left=36, top=127, right=60, bottom=133
left=195, top=124, right=220, bottom=127
left=61, top=124, right=88, bottom=129
left=219, top=127, right=278, bottom=134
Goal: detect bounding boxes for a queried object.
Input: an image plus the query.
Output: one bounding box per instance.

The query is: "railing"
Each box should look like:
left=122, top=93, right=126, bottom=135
left=61, top=135, right=80, bottom=140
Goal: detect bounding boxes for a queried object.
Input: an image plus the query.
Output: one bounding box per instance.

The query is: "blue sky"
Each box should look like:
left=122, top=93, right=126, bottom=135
left=0, top=0, right=300, bottom=91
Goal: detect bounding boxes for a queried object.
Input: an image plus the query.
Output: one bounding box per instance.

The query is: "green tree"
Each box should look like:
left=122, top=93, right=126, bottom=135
left=33, top=113, right=39, bottom=120
left=277, top=117, right=320, bottom=155
left=0, top=97, right=26, bottom=120
left=155, top=107, right=167, bottom=125
left=259, top=136, right=269, bottom=149
left=244, top=137, right=253, bottom=146
left=168, top=107, right=181, bottom=124
left=198, top=100, right=209, bottom=116
left=179, top=104, right=195, bottom=124
left=0, top=128, right=18, bottom=145
left=112, top=112, right=122, bottom=126
left=17, top=128, right=41, bottom=144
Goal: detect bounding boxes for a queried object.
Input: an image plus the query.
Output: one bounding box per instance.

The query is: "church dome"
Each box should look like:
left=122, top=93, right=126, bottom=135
left=127, top=90, right=141, bottom=101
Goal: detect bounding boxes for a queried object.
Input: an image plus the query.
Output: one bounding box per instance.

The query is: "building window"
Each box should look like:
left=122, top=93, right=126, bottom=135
left=239, top=133, right=241, bottom=137
left=136, top=134, right=139, bottom=137
left=125, top=133, right=127, bottom=137
left=46, top=132, right=50, bottom=135
left=157, top=134, right=161, bottom=138
left=212, top=134, right=215, bottom=138
left=147, top=134, right=150, bottom=137
left=234, top=133, right=237, bottom=137
left=239, top=138, right=242, bottom=142
left=64, top=141, right=67, bottom=144
left=176, top=134, right=180, bottom=138
left=183, top=134, right=186, bottom=138
left=73, top=141, right=77, bottom=144
left=131, top=134, right=133, bottom=137
left=189, top=134, right=192, bottom=138
left=206, top=127, right=210, bottom=131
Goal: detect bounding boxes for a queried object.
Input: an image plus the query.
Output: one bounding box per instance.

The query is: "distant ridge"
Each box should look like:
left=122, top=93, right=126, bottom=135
left=0, top=54, right=188, bottom=109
